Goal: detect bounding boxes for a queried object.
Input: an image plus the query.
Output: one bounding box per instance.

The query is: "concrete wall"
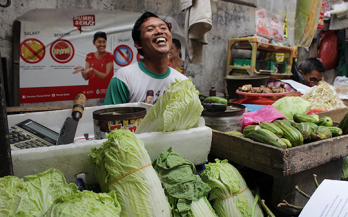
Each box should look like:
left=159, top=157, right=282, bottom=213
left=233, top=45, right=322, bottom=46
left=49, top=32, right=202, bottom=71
left=0, top=0, right=256, bottom=106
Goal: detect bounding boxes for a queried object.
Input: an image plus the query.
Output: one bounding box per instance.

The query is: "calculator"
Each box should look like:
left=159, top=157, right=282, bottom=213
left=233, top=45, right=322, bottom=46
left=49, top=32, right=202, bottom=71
left=9, top=119, right=59, bottom=151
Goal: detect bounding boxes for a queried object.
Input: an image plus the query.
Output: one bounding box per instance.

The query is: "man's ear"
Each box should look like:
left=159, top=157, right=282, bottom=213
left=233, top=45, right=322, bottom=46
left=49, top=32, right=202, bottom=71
left=299, top=70, right=305, bottom=77
left=134, top=41, right=142, bottom=50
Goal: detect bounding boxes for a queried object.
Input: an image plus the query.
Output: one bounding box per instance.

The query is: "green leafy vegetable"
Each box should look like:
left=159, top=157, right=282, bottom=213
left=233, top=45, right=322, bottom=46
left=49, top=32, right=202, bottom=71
left=88, top=129, right=170, bottom=216
left=0, top=169, right=78, bottom=217
left=135, top=78, right=203, bottom=134
left=201, top=159, right=264, bottom=217
left=153, top=147, right=218, bottom=217
left=43, top=190, right=121, bottom=217
left=272, top=97, right=312, bottom=121
left=342, top=156, right=348, bottom=180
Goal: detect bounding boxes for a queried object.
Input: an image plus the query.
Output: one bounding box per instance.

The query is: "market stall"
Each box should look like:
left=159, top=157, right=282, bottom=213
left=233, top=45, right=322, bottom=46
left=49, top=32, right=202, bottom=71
left=3, top=0, right=348, bottom=217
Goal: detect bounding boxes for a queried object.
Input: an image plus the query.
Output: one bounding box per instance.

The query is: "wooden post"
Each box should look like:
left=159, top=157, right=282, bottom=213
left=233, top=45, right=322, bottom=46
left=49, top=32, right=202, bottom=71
left=0, top=50, right=13, bottom=177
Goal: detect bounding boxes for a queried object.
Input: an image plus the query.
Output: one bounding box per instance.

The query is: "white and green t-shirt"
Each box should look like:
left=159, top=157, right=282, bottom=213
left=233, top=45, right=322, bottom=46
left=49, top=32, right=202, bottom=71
left=104, top=61, right=187, bottom=105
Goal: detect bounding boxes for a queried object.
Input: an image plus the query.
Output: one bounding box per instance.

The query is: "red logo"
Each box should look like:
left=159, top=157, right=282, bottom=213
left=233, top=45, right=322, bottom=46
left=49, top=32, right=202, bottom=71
left=20, top=39, right=45, bottom=64
left=73, top=15, right=95, bottom=31
left=50, top=39, right=75, bottom=64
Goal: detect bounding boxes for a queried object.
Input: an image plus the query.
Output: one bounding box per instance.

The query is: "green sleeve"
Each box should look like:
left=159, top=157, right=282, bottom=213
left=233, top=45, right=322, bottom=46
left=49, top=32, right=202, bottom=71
left=103, top=77, right=129, bottom=105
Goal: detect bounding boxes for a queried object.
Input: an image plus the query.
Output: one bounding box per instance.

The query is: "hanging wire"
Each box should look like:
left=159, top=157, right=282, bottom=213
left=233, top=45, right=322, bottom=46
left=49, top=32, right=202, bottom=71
left=164, top=0, right=180, bottom=21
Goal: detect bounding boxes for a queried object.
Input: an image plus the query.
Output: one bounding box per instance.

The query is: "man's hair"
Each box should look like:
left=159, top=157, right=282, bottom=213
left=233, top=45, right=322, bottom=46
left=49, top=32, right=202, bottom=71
left=298, top=58, right=326, bottom=75
left=93, top=31, right=107, bottom=41
left=132, top=11, right=171, bottom=56
left=172, top=38, right=182, bottom=58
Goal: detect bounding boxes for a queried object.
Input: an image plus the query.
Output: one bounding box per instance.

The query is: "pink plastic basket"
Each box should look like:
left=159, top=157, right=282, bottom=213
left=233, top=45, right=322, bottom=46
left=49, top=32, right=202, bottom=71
left=236, top=88, right=289, bottom=101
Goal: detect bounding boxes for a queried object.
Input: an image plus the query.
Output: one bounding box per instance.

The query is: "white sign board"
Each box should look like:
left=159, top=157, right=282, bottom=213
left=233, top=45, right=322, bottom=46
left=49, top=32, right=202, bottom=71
left=17, top=9, right=185, bottom=103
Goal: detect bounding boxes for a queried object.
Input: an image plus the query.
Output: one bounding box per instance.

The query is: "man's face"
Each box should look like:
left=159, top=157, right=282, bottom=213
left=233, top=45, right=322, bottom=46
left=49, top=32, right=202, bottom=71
left=303, top=69, right=323, bottom=87
left=135, top=17, right=172, bottom=57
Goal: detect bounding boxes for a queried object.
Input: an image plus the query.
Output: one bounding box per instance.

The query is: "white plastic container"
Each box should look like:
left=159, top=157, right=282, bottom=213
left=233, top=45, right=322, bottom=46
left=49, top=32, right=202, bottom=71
left=201, top=103, right=246, bottom=132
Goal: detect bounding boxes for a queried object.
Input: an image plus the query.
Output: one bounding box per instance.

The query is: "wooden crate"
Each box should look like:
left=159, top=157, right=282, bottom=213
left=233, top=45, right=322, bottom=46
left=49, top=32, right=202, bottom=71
left=210, top=130, right=348, bottom=177
left=318, top=107, right=348, bottom=123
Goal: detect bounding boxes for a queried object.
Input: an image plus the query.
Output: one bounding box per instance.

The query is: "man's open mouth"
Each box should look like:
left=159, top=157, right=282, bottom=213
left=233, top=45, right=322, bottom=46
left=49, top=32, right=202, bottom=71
left=154, top=37, right=167, bottom=44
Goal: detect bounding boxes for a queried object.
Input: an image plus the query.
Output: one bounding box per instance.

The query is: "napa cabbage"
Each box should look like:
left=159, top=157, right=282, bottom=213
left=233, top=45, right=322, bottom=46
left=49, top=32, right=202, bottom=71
left=135, top=78, right=203, bottom=134
left=153, top=147, right=218, bottom=217
left=0, top=168, right=78, bottom=217
left=201, top=159, right=264, bottom=217
left=88, top=129, right=171, bottom=217
left=43, top=190, right=121, bottom=217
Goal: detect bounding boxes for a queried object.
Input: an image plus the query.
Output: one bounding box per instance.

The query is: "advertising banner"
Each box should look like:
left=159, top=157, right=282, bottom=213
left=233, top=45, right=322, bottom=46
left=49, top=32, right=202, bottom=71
left=17, top=9, right=185, bottom=103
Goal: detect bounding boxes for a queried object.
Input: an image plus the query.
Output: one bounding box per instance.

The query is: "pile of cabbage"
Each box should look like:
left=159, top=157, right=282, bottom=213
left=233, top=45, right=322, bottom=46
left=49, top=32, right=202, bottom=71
left=0, top=169, right=121, bottom=217
left=0, top=79, right=265, bottom=216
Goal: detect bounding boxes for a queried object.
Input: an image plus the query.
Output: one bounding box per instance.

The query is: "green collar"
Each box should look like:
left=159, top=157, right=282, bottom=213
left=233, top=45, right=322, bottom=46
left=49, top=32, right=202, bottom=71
left=138, top=61, right=170, bottom=79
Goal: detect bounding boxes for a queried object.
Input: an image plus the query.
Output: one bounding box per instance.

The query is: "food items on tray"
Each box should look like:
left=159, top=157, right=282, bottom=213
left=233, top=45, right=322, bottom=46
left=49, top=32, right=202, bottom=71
left=317, top=116, right=333, bottom=127
left=338, top=112, right=348, bottom=135
left=273, top=120, right=304, bottom=147
left=243, top=125, right=261, bottom=137
left=259, top=122, right=283, bottom=138
left=293, top=113, right=319, bottom=123
left=327, top=127, right=343, bottom=137
left=240, top=111, right=345, bottom=149
left=247, top=128, right=287, bottom=149
left=225, top=130, right=244, bottom=137
left=310, top=126, right=332, bottom=141
left=238, top=83, right=287, bottom=93
left=302, top=80, right=346, bottom=111
left=293, top=122, right=312, bottom=140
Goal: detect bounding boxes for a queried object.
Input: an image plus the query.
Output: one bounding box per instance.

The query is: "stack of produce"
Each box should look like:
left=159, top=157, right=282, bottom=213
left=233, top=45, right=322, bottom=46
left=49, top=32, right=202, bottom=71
left=226, top=113, right=344, bottom=149
left=0, top=169, right=121, bottom=217
left=153, top=148, right=218, bottom=217
left=238, top=83, right=287, bottom=93
left=88, top=129, right=171, bottom=216
left=302, top=80, right=346, bottom=111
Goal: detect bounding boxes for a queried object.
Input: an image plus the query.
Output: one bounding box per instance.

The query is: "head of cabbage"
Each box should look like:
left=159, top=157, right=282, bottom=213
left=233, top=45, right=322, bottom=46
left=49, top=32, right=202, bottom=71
left=135, top=78, right=203, bottom=134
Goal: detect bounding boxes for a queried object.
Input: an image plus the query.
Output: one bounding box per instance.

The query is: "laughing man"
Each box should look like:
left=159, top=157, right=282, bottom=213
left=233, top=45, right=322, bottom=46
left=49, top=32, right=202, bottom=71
left=104, top=11, right=187, bottom=105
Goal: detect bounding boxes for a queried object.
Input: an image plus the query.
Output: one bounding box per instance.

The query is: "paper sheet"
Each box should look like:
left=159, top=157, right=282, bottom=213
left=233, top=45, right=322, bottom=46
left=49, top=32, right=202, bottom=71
left=299, top=179, right=348, bottom=217
left=281, top=79, right=311, bottom=94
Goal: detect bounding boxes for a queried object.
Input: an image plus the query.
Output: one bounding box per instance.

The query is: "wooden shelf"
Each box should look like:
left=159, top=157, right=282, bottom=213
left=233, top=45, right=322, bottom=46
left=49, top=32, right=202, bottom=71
left=226, top=37, right=294, bottom=77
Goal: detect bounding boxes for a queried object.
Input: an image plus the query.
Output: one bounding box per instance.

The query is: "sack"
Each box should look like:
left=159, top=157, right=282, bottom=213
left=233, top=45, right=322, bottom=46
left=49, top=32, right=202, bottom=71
left=242, top=105, right=286, bottom=128
left=319, top=30, right=338, bottom=70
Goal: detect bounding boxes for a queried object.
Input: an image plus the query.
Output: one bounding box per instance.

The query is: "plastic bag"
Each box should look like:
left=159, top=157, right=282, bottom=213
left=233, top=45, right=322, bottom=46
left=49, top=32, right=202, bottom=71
left=270, top=13, right=284, bottom=42
left=272, top=97, right=312, bottom=120
left=255, top=8, right=272, bottom=39
left=319, top=30, right=338, bottom=70
left=242, top=105, right=286, bottom=128
left=333, top=76, right=348, bottom=99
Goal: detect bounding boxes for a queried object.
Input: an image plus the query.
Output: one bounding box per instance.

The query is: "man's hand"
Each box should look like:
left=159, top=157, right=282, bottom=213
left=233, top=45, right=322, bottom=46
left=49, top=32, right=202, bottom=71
left=73, top=66, right=84, bottom=74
